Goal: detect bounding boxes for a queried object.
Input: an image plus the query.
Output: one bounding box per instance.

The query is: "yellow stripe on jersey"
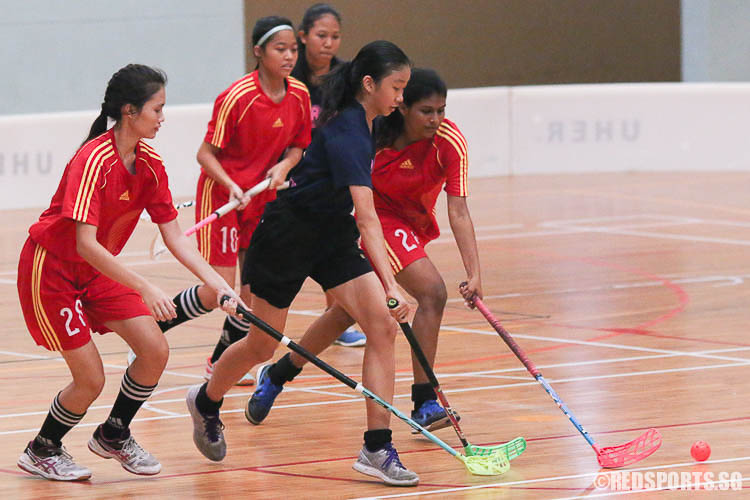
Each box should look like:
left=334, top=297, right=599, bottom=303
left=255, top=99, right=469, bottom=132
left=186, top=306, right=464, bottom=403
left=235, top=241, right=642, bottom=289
left=287, top=77, right=310, bottom=96
left=73, top=144, right=115, bottom=221
left=32, top=245, right=61, bottom=351
left=138, top=141, right=162, bottom=186
left=436, top=122, right=469, bottom=196
left=198, top=178, right=215, bottom=261
left=236, top=94, right=262, bottom=125
left=73, top=141, right=111, bottom=220
left=291, top=93, right=309, bottom=121
left=384, top=240, right=403, bottom=274
left=212, top=78, right=257, bottom=147
left=80, top=150, right=114, bottom=220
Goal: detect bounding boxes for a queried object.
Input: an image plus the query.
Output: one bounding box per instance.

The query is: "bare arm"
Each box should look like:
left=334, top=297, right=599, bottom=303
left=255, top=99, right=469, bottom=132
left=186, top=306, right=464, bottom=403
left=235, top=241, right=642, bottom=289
left=350, top=185, right=410, bottom=321
left=447, top=194, right=483, bottom=301
left=75, top=222, right=176, bottom=321
left=196, top=141, right=250, bottom=208
left=159, top=219, right=246, bottom=312
left=266, top=147, right=303, bottom=189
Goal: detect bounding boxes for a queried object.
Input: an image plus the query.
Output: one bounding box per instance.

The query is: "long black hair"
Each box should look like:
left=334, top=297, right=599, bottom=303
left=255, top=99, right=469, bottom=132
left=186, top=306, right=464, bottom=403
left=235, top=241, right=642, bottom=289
left=84, top=64, right=167, bottom=144
left=318, top=40, right=410, bottom=126
left=252, top=15, right=295, bottom=47
left=291, top=3, right=342, bottom=87
left=375, top=68, right=447, bottom=149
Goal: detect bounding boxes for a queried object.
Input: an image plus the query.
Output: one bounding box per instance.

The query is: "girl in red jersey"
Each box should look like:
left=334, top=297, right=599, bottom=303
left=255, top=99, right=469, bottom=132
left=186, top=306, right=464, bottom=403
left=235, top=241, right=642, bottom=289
left=147, top=16, right=312, bottom=384
left=16, top=64, right=241, bottom=481
left=248, top=68, right=481, bottom=433
left=292, top=3, right=367, bottom=347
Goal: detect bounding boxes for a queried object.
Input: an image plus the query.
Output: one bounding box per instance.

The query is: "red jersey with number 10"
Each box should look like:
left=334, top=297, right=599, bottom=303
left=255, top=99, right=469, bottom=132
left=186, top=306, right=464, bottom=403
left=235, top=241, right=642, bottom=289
left=28, top=129, right=178, bottom=263
left=372, top=118, right=468, bottom=242
left=204, top=71, right=312, bottom=190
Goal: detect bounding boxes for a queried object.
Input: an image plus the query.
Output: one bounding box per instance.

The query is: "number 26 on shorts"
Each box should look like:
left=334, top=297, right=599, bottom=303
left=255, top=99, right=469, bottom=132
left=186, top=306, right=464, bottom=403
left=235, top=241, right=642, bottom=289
left=59, top=299, right=86, bottom=336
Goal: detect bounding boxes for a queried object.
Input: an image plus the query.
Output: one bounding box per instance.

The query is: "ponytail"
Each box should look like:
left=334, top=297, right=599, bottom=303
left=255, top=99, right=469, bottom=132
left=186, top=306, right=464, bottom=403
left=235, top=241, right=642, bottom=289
left=318, top=61, right=355, bottom=126
left=318, top=40, right=410, bottom=127
left=83, top=64, right=167, bottom=144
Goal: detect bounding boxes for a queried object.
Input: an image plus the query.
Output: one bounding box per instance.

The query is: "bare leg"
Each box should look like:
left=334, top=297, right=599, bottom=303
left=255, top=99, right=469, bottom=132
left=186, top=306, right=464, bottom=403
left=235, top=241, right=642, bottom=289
left=394, top=257, right=446, bottom=385
left=327, top=272, right=397, bottom=430
left=58, top=341, right=106, bottom=414
left=288, top=304, right=356, bottom=368
left=206, top=287, right=287, bottom=402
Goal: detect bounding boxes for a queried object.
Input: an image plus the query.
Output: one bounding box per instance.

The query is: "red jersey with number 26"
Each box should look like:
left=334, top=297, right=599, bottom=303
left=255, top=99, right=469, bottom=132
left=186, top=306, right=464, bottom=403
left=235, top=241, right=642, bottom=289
left=28, top=128, right=178, bottom=263
left=204, top=70, right=312, bottom=190
left=372, top=118, right=468, bottom=242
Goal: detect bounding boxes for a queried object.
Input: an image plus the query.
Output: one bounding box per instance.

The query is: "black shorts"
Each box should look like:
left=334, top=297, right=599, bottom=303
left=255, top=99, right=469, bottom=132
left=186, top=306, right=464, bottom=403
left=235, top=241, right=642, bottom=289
left=242, top=200, right=373, bottom=308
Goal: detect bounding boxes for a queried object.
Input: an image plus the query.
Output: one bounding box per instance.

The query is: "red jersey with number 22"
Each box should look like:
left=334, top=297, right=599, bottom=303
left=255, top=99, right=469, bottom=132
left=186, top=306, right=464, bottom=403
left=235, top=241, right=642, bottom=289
left=28, top=129, right=178, bottom=263
left=372, top=118, right=468, bottom=242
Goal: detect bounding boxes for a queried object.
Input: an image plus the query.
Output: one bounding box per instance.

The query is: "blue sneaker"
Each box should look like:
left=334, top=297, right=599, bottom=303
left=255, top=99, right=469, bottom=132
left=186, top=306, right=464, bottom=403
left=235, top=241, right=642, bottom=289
left=245, top=364, right=283, bottom=425
left=410, top=400, right=457, bottom=433
left=333, top=327, right=366, bottom=347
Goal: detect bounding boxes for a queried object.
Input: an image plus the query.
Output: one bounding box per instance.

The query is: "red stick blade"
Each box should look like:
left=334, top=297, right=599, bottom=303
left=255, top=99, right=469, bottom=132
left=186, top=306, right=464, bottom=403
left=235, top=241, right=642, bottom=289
left=596, top=428, right=662, bottom=468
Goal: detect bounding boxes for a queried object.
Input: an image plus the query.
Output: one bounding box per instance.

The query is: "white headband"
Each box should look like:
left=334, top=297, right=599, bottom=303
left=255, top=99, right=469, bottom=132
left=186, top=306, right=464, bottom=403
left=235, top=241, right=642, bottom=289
left=256, top=25, right=294, bottom=47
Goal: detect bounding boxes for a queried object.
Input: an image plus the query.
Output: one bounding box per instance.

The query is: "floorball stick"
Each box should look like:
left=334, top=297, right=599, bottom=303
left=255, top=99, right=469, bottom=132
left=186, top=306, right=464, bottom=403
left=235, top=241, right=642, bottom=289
left=466, top=290, right=662, bottom=468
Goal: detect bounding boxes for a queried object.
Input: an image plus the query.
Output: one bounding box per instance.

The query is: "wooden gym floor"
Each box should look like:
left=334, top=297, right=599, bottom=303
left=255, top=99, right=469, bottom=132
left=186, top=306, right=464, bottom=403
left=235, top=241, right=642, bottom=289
left=0, top=172, right=748, bottom=498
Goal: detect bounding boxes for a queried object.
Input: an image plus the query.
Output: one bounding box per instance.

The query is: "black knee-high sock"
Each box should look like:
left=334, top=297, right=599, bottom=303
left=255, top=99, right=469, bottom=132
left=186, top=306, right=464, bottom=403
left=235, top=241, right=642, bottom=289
left=268, top=353, right=303, bottom=386
left=158, top=285, right=212, bottom=333
left=33, top=393, right=85, bottom=449
left=364, top=428, right=393, bottom=452
left=210, top=315, right=250, bottom=363
left=101, top=369, right=156, bottom=441
left=411, top=383, right=437, bottom=411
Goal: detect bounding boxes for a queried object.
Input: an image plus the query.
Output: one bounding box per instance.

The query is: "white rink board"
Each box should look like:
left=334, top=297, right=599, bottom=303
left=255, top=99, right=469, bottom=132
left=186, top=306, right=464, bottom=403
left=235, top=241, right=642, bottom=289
left=2, top=83, right=750, bottom=210
left=510, top=83, right=750, bottom=174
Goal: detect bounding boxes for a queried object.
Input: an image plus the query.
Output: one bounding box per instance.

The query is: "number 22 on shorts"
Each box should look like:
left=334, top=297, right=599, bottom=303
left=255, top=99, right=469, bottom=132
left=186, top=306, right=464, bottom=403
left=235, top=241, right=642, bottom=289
left=395, top=228, right=419, bottom=252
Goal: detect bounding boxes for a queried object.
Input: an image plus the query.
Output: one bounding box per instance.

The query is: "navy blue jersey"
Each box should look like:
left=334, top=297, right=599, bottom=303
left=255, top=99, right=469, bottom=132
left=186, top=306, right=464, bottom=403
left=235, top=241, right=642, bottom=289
left=281, top=103, right=374, bottom=216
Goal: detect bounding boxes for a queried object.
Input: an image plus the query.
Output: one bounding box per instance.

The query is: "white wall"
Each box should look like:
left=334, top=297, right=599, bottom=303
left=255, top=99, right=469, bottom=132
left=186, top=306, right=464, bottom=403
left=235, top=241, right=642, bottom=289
left=682, top=0, right=750, bottom=81
left=0, top=0, right=244, bottom=115
left=3, top=82, right=750, bottom=210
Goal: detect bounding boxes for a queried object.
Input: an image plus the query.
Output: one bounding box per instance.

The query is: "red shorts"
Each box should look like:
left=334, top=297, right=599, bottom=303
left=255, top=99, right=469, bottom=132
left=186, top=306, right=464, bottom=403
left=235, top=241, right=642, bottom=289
left=362, top=215, right=429, bottom=275
left=17, top=238, right=152, bottom=351
left=195, top=173, right=275, bottom=267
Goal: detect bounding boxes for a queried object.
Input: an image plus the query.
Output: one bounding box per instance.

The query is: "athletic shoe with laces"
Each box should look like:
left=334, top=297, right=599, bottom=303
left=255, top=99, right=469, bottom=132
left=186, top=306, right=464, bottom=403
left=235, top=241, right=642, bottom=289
left=245, top=364, right=283, bottom=425
left=186, top=384, right=226, bottom=461
left=333, top=327, right=367, bottom=347
left=410, top=399, right=458, bottom=433
left=87, top=425, right=161, bottom=475
left=205, top=357, right=255, bottom=386
left=17, top=441, right=92, bottom=481
left=352, top=443, right=419, bottom=486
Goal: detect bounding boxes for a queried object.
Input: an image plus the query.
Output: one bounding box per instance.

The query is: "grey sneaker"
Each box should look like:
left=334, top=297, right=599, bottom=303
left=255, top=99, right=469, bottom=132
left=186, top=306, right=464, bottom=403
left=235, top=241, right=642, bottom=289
left=88, top=425, right=161, bottom=475
left=352, top=443, right=419, bottom=486
left=17, top=441, right=92, bottom=481
left=186, top=384, right=226, bottom=461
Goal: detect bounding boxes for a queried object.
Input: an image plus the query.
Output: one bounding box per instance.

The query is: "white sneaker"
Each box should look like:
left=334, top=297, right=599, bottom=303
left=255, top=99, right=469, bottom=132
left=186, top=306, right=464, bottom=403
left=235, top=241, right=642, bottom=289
left=205, top=357, right=255, bottom=386
left=353, top=443, right=419, bottom=486
left=17, top=441, right=92, bottom=481
left=88, top=425, right=161, bottom=475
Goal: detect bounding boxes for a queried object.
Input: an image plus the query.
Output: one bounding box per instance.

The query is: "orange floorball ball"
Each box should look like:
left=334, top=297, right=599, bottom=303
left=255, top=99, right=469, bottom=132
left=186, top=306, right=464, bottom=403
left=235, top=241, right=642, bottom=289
left=690, top=440, right=711, bottom=461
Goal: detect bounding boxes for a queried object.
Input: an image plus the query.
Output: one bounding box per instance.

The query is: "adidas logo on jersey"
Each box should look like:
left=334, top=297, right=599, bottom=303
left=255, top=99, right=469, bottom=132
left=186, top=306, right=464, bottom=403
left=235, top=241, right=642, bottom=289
left=119, top=190, right=130, bottom=201
left=272, top=117, right=284, bottom=128
left=399, top=159, right=414, bottom=169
